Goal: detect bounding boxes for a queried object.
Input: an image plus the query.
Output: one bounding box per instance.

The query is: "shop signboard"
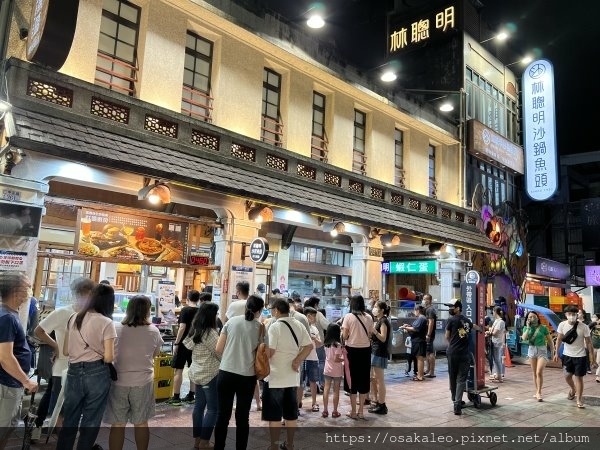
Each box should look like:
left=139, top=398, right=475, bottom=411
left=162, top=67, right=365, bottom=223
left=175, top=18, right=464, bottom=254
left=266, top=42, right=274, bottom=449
left=249, top=237, right=269, bottom=263
left=530, top=256, right=569, bottom=280
left=231, top=265, right=252, bottom=300
left=382, top=260, right=437, bottom=274
left=522, top=59, right=558, bottom=201
left=584, top=266, right=600, bottom=287
left=462, top=270, right=485, bottom=390
left=76, top=208, right=188, bottom=263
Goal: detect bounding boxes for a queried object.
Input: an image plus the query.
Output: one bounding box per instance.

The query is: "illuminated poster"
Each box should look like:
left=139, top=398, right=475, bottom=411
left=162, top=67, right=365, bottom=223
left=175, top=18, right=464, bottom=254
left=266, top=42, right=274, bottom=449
left=76, top=208, right=188, bottom=262
left=522, top=59, right=558, bottom=201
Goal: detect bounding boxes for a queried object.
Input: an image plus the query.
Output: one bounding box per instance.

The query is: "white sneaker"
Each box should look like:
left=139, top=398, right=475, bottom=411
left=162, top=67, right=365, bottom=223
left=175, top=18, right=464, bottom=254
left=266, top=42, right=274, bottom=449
left=31, top=426, right=42, bottom=441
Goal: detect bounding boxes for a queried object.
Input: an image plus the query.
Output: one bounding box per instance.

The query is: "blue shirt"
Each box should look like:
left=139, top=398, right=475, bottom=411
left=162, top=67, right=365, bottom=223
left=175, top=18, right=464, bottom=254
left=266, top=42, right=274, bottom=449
left=0, top=305, right=31, bottom=387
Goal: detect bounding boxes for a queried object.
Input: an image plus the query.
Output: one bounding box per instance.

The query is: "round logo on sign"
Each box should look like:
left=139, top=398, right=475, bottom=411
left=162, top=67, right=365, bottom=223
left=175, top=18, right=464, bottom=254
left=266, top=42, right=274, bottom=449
left=465, top=270, right=480, bottom=284
left=249, top=237, right=269, bottom=263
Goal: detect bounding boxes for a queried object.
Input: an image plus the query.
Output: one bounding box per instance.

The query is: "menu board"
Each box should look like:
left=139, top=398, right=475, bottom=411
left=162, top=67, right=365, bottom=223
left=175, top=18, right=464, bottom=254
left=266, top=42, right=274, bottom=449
left=76, top=208, right=188, bottom=263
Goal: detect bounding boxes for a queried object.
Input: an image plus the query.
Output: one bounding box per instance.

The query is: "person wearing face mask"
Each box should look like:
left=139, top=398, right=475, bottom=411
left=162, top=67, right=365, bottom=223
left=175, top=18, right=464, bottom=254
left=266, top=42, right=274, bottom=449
left=485, top=307, right=506, bottom=383
left=521, top=311, right=555, bottom=401
left=443, top=299, right=481, bottom=416
left=553, top=305, right=597, bottom=408
left=368, top=301, right=390, bottom=415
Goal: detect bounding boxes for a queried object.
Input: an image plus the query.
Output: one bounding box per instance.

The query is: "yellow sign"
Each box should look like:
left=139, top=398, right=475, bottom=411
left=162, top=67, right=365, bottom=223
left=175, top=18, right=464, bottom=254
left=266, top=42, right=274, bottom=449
left=389, top=6, right=456, bottom=53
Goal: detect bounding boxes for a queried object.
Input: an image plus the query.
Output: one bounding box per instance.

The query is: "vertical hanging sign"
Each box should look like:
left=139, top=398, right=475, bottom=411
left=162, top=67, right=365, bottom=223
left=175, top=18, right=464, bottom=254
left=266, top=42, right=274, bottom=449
left=522, top=59, right=558, bottom=201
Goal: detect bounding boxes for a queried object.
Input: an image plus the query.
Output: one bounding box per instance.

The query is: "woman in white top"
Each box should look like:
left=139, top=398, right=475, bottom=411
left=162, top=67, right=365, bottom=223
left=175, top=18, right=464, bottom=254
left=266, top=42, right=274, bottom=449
left=56, top=283, right=117, bottom=450
left=105, top=295, right=163, bottom=450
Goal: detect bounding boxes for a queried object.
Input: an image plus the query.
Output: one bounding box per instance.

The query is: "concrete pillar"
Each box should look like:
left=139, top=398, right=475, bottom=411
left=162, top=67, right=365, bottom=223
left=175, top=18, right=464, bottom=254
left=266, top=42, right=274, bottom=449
left=212, top=216, right=261, bottom=316
left=351, top=240, right=384, bottom=302
left=437, top=245, right=467, bottom=306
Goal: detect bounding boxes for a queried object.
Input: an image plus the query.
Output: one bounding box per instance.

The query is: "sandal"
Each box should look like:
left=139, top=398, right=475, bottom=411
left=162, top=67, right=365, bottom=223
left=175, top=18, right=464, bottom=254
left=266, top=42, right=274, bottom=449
left=577, top=402, right=585, bottom=409
left=312, top=404, right=319, bottom=412
left=321, top=410, right=329, bottom=418
left=331, top=411, right=341, bottom=418
left=567, top=390, right=575, bottom=400
left=412, top=376, right=424, bottom=381
left=356, top=414, right=367, bottom=421
left=345, top=412, right=358, bottom=420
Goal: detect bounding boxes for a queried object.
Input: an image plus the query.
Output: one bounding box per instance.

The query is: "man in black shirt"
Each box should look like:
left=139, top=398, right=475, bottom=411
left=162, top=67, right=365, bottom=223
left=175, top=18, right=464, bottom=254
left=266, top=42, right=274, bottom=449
left=444, top=299, right=480, bottom=415
left=167, top=289, right=200, bottom=405
left=423, top=294, right=437, bottom=378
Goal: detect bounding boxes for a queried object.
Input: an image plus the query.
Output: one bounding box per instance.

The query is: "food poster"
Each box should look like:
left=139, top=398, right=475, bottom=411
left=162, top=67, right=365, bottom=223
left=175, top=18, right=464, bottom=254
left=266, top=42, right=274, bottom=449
left=76, top=208, right=188, bottom=262
left=157, top=280, right=177, bottom=319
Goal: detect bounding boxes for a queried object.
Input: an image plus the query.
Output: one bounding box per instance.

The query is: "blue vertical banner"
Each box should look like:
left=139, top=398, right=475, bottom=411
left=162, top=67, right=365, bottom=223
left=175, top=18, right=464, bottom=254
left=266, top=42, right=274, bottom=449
left=522, top=59, right=558, bottom=201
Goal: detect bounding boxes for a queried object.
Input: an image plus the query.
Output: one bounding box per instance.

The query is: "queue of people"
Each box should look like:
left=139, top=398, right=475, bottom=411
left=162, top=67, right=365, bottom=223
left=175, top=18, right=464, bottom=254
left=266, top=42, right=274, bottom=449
left=2, top=269, right=600, bottom=450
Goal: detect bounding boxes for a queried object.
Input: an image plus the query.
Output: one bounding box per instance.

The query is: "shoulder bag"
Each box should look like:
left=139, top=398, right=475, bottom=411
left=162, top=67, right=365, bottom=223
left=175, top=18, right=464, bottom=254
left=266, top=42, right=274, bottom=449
left=562, top=323, right=578, bottom=345
left=68, top=314, right=118, bottom=381
left=254, top=323, right=270, bottom=380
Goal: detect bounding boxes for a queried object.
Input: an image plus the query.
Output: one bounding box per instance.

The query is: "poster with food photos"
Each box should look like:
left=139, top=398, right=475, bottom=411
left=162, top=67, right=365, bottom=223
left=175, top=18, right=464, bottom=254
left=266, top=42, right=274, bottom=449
left=76, top=208, right=188, bottom=263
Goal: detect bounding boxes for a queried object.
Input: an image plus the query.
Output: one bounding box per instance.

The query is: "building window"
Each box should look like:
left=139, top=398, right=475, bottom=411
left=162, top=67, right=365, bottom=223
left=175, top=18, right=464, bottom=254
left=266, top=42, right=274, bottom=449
left=95, top=0, right=141, bottom=96
left=465, top=66, right=511, bottom=140
left=506, top=98, right=518, bottom=144
left=311, top=91, right=328, bottom=162
left=353, top=109, right=367, bottom=175
left=181, top=31, right=214, bottom=122
left=289, top=244, right=351, bottom=268
left=466, top=155, right=517, bottom=208
left=261, top=68, right=283, bottom=147
left=394, top=128, right=405, bottom=188
left=428, top=144, right=437, bottom=198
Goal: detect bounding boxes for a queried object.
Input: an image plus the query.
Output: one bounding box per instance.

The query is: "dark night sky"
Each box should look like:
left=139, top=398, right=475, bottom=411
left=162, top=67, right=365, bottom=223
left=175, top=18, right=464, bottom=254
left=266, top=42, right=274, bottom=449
left=261, top=0, right=600, bottom=156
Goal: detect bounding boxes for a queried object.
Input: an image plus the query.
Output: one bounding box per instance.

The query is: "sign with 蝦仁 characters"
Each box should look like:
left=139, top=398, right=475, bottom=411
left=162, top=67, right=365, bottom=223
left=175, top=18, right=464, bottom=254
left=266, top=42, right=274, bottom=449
left=522, top=59, right=558, bottom=201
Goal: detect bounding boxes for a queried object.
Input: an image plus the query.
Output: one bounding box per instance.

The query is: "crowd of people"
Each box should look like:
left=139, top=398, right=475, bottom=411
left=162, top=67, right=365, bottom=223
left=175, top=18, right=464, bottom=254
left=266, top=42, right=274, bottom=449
left=1, top=270, right=600, bottom=450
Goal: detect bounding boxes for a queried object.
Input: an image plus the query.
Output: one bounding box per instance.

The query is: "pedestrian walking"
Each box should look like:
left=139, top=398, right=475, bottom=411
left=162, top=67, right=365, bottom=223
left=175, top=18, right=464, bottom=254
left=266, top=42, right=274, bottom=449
left=521, top=311, right=554, bottom=401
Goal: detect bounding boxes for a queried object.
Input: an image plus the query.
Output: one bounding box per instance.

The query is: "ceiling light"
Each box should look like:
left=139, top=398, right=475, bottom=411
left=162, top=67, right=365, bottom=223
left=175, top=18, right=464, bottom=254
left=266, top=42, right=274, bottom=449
left=428, top=242, right=443, bottom=255
left=381, top=233, right=401, bottom=247
left=323, top=221, right=345, bottom=237
left=380, top=70, right=397, bottom=82
left=306, top=14, right=325, bottom=29
left=439, top=102, right=454, bottom=112
left=248, top=205, right=274, bottom=223
left=138, top=181, right=171, bottom=204
left=496, top=31, right=509, bottom=41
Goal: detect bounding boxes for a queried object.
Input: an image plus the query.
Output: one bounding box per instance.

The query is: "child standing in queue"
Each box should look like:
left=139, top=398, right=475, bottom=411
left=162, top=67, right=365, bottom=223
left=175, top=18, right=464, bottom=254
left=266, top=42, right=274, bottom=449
left=321, top=323, right=344, bottom=418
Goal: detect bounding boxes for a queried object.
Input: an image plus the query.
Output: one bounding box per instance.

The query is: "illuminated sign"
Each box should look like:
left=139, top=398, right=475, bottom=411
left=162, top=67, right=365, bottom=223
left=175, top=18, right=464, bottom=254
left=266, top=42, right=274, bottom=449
left=382, top=260, right=437, bottom=274
left=388, top=4, right=457, bottom=54
left=522, top=59, right=558, bottom=201
left=531, top=256, right=569, bottom=280
left=585, top=266, right=600, bottom=287
left=468, top=120, right=524, bottom=174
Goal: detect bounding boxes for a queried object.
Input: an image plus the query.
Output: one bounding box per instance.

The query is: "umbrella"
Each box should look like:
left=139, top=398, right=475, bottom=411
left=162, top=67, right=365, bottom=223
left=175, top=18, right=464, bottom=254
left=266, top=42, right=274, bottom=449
left=21, top=392, right=37, bottom=450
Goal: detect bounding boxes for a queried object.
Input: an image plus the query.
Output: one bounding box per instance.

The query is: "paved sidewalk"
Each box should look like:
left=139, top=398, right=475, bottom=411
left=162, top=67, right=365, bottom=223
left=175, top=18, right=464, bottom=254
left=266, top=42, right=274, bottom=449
left=6, top=356, right=600, bottom=449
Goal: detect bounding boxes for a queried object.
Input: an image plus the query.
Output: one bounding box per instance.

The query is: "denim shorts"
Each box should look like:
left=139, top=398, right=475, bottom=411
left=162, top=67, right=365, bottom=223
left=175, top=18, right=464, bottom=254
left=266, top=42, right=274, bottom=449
left=527, top=345, right=549, bottom=360
left=371, top=355, right=388, bottom=369
left=261, top=385, right=298, bottom=421
left=304, top=360, right=319, bottom=382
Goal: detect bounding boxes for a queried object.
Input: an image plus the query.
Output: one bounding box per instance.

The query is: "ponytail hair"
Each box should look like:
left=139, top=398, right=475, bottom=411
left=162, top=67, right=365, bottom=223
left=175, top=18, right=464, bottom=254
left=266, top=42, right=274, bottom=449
left=244, top=294, right=264, bottom=321
left=376, top=300, right=390, bottom=316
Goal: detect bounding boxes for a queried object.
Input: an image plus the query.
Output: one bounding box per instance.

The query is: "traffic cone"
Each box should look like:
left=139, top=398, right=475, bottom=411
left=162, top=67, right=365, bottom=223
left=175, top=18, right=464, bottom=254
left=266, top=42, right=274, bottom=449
left=504, top=346, right=514, bottom=368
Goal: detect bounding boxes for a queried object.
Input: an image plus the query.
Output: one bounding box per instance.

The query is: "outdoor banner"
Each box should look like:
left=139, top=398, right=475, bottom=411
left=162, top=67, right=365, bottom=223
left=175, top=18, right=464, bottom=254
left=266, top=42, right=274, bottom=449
left=76, top=207, right=188, bottom=263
